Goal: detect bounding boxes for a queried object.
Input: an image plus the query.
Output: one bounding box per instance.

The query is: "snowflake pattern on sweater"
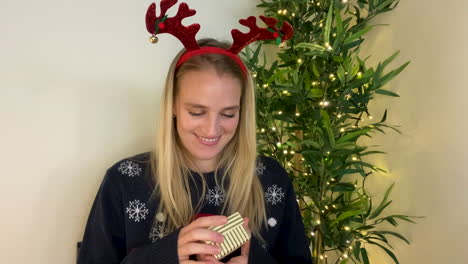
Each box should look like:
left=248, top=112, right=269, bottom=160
left=125, top=199, right=149, bottom=222
left=78, top=153, right=312, bottom=264
left=149, top=222, right=166, bottom=243
left=265, top=185, right=285, bottom=205
left=118, top=160, right=142, bottom=177
left=205, top=186, right=225, bottom=206
left=256, top=161, right=266, bottom=175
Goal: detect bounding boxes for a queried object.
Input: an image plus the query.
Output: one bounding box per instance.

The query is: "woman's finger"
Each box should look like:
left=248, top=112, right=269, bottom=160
left=226, top=255, right=248, bottom=264
left=196, top=253, right=209, bottom=261
left=179, top=228, right=224, bottom=245
left=180, top=260, right=212, bottom=264
left=181, top=215, right=227, bottom=235
left=243, top=217, right=250, bottom=231
left=199, top=255, right=223, bottom=264
left=240, top=239, right=250, bottom=257
left=178, top=242, right=221, bottom=257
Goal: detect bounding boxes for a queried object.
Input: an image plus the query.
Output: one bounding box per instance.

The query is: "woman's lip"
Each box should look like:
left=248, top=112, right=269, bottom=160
left=195, top=134, right=221, bottom=145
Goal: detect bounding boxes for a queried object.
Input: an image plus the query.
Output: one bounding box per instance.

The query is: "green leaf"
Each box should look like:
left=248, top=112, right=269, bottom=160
left=378, top=231, right=410, bottom=244
left=301, top=150, right=322, bottom=157
left=252, top=44, right=262, bottom=65
left=368, top=234, right=390, bottom=245
left=332, top=183, right=356, bottom=192
left=369, top=0, right=375, bottom=10
left=381, top=51, right=400, bottom=70
left=360, top=150, right=386, bottom=156
left=324, top=1, right=334, bottom=44
left=368, top=241, right=400, bottom=264
left=375, top=89, right=400, bottom=97
left=321, top=110, right=336, bottom=148
left=357, top=225, right=376, bottom=231
left=370, top=183, right=395, bottom=219
left=343, top=39, right=364, bottom=51
left=361, top=248, right=370, bottom=264
left=312, top=62, right=320, bottom=78
left=370, top=201, right=392, bottom=219
left=336, top=128, right=371, bottom=144
left=330, top=210, right=363, bottom=226
left=381, top=216, right=399, bottom=226
left=378, top=61, right=410, bottom=88
left=353, top=241, right=361, bottom=261
left=380, top=109, right=388, bottom=122
left=337, top=169, right=361, bottom=176
left=377, top=0, right=397, bottom=11
left=333, top=56, right=344, bottom=63
left=310, top=88, right=324, bottom=98
left=295, top=43, right=327, bottom=52
left=394, top=215, right=418, bottom=223
left=302, top=140, right=321, bottom=149
left=335, top=9, right=343, bottom=36
left=344, top=26, right=374, bottom=45
left=337, top=65, right=346, bottom=86
left=391, top=214, right=421, bottom=224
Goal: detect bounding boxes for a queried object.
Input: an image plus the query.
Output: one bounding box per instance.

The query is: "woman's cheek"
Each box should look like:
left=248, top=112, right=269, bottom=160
left=226, top=116, right=240, bottom=131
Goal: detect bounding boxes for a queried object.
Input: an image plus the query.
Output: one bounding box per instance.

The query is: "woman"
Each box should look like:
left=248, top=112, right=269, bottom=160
left=77, top=38, right=312, bottom=264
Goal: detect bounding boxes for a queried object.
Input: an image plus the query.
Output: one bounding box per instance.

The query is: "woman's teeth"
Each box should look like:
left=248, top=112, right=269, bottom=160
left=198, top=136, right=219, bottom=142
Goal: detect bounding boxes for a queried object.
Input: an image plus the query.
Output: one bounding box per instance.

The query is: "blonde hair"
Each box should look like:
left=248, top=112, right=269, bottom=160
left=150, top=39, right=267, bottom=239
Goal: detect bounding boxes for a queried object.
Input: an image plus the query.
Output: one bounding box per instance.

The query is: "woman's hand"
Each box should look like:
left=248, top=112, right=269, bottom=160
left=178, top=215, right=227, bottom=264
left=197, top=218, right=250, bottom=264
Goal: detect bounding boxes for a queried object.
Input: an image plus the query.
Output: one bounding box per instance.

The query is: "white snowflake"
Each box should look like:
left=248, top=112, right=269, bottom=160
left=267, top=217, right=277, bottom=227
left=156, top=212, right=166, bottom=222
left=261, top=242, right=269, bottom=251
left=125, top=200, right=149, bottom=222
left=118, top=160, right=142, bottom=177
left=205, top=186, right=225, bottom=206
left=265, top=185, right=285, bottom=205
left=256, top=161, right=266, bottom=175
left=149, top=222, right=166, bottom=243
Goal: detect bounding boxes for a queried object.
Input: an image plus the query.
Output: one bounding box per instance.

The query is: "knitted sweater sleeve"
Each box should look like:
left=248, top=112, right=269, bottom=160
left=77, top=170, right=181, bottom=264
left=247, top=157, right=313, bottom=264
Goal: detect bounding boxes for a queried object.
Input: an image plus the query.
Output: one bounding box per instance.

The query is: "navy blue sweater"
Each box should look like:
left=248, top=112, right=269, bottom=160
left=78, top=153, right=312, bottom=263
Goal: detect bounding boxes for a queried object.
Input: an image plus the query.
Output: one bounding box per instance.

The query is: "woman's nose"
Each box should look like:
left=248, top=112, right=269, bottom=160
left=202, top=114, right=220, bottom=136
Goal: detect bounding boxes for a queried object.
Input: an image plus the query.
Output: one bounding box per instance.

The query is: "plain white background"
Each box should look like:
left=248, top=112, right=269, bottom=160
left=0, top=0, right=466, bottom=263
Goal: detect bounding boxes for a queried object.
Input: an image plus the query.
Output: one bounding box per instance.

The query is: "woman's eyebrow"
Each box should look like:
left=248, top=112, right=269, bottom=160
left=184, top=103, right=240, bottom=110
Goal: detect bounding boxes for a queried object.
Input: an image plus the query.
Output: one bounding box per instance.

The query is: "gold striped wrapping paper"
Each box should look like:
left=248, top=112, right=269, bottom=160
left=207, top=212, right=251, bottom=260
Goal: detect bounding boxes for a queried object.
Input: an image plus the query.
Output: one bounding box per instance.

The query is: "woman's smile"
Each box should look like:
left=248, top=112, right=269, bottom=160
left=195, top=133, right=221, bottom=146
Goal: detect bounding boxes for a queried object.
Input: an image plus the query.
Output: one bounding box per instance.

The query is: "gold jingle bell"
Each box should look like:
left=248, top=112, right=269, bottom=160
left=149, top=35, right=158, bottom=44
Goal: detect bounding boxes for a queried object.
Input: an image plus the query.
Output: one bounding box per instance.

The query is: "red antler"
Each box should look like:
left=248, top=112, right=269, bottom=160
left=145, top=0, right=200, bottom=50
left=228, top=15, right=294, bottom=54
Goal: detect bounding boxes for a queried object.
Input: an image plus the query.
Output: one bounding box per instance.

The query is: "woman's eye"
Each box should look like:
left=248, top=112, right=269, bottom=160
left=188, top=112, right=204, bottom=116
left=188, top=111, right=235, bottom=118
left=222, top=113, right=235, bottom=118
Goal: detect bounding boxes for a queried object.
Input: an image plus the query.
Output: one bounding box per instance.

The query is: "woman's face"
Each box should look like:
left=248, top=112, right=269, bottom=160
left=173, top=67, right=242, bottom=172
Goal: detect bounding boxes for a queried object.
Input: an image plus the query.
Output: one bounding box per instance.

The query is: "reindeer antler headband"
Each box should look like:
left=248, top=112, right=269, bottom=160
left=145, top=0, right=294, bottom=76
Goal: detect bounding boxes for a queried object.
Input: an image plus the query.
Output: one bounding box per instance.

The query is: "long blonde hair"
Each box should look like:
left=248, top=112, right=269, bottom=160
left=150, top=39, right=267, bottom=239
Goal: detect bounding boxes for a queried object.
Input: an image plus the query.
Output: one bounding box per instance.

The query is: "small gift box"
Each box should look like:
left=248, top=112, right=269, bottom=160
left=206, top=212, right=251, bottom=260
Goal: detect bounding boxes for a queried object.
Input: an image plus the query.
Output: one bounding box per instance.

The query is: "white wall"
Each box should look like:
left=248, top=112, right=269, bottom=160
left=361, top=0, right=468, bottom=263
left=1, top=0, right=466, bottom=263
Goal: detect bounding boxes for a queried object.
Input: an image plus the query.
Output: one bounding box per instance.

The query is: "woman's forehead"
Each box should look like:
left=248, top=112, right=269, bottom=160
left=176, top=69, right=242, bottom=107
